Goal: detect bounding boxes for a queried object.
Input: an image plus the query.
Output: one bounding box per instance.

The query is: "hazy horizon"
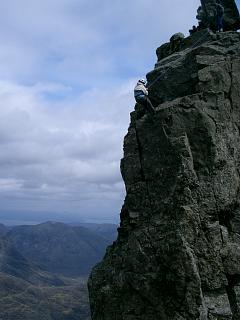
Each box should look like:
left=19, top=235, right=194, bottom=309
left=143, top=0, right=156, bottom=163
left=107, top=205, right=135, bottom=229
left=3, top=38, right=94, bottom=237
left=0, top=209, right=118, bottom=226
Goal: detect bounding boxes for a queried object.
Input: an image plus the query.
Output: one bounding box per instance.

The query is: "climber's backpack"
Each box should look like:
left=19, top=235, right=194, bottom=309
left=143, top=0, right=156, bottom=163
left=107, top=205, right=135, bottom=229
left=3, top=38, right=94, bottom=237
left=216, top=4, right=224, bottom=16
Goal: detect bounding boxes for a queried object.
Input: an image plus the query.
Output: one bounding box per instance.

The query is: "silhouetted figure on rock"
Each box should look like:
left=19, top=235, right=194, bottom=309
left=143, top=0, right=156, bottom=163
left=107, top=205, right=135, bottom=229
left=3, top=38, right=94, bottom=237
left=196, top=5, right=207, bottom=30
left=189, top=25, right=198, bottom=35
left=198, top=0, right=240, bottom=31
left=215, top=0, right=224, bottom=32
left=134, top=79, right=155, bottom=116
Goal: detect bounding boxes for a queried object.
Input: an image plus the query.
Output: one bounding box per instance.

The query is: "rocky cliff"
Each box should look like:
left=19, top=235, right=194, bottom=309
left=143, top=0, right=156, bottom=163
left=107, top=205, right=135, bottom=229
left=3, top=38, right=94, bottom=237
left=88, top=18, right=240, bottom=320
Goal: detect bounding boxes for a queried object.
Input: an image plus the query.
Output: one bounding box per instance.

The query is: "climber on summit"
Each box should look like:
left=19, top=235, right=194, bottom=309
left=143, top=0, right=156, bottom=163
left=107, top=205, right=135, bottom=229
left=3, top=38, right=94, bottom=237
left=134, top=79, right=156, bottom=115
left=215, top=0, right=224, bottom=32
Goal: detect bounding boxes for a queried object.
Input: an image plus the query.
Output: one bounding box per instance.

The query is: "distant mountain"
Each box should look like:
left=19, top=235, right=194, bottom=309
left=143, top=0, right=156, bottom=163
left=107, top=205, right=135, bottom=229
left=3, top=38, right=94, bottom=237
left=0, top=236, right=62, bottom=286
left=0, top=233, right=90, bottom=319
left=0, top=272, right=90, bottom=320
left=0, top=223, right=7, bottom=236
left=7, top=221, right=111, bottom=276
left=79, top=223, right=118, bottom=242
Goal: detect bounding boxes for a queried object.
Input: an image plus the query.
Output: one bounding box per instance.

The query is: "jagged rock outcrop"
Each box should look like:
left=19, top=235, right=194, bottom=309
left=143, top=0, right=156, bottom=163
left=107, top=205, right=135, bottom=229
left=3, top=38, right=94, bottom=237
left=88, top=23, right=240, bottom=320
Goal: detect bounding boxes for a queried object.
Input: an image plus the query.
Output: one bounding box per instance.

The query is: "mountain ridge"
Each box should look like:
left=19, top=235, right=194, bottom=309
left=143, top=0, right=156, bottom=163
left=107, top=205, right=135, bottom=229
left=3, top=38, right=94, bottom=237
left=0, top=236, right=63, bottom=286
left=6, top=221, right=114, bottom=276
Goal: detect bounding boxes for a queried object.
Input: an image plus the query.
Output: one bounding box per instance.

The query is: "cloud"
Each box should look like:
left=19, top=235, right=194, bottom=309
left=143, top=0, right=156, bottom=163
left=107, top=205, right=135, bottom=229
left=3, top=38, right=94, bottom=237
left=0, top=0, right=230, bottom=223
left=0, top=0, right=200, bottom=86
left=0, top=79, right=135, bottom=222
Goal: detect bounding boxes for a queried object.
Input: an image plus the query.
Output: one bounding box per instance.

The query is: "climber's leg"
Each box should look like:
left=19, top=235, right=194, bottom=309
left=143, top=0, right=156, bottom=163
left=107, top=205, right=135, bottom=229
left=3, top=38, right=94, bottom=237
left=219, top=16, right=223, bottom=31
left=136, top=96, right=155, bottom=116
left=216, top=15, right=223, bottom=32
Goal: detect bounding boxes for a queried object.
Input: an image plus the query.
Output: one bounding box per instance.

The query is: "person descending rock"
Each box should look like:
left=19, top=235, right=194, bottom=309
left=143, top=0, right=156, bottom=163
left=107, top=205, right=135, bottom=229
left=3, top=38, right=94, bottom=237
left=215, top=0, right=224, bottom=32
left=134, top=79, right=156, bottom=115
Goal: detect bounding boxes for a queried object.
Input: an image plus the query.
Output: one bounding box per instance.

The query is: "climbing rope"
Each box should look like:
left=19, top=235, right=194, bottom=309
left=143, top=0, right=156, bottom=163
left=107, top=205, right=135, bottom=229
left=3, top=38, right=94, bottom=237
left=146, top=29, right=211, bottom=89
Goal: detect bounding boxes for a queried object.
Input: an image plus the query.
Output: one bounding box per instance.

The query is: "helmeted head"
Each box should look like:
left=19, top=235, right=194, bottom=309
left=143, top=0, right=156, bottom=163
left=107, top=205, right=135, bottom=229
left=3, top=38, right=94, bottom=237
left=216, top=0, right=221, bottom=4
left=138, top=79, right=147, bottom=85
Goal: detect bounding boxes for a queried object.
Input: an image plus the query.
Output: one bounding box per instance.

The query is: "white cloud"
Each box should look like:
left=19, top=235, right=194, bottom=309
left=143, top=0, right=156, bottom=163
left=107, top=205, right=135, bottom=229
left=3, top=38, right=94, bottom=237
left=0, top=0, right=208, bottom=223
left=0, top=0, right=200, bottom=85
left=0, top=79, right=134, bottom=222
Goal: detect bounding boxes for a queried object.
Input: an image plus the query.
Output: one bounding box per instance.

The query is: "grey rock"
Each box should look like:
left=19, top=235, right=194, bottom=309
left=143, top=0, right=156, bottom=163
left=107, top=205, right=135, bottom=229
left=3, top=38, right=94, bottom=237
left=89, top=19, right=240, bottom=320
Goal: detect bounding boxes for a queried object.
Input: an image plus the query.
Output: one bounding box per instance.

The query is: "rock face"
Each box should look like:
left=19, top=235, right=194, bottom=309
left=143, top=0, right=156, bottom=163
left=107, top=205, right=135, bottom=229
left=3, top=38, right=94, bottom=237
left=88, top=29, right=240, bottom=320
left=198, top=0, right=240, bottom=31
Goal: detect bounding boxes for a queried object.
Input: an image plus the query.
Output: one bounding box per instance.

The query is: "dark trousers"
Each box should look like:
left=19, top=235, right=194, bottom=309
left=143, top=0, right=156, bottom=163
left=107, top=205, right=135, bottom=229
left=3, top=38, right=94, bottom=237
left=217, top=15, right=223, bottom=31
left=135, top=95, right=156, bottom=115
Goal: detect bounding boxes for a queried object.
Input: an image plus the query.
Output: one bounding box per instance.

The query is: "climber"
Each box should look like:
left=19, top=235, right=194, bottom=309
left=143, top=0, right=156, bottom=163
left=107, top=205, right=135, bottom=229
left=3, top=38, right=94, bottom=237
left=215, top=0, right=224, bottom=32
left=134, top=79, right=156, bottom=115
left=196, top=6, right=206, bottom=29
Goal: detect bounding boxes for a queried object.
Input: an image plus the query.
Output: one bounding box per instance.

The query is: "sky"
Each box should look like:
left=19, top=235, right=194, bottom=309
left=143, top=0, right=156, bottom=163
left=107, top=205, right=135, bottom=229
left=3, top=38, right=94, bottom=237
left=0, top=0, right=239, bottom=225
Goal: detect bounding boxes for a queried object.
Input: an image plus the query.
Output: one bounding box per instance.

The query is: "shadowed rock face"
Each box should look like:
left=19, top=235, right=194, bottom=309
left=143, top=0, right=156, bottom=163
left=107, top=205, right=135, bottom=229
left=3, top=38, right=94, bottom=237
left=199, top=0, right=240, bottom=31
left=88, top=29, right=240, bottom=320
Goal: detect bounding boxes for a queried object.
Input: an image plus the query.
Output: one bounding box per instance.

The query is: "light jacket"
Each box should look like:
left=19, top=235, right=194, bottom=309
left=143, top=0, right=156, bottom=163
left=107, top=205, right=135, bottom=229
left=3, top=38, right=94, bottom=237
left=134, top=82, right=148, bottom=97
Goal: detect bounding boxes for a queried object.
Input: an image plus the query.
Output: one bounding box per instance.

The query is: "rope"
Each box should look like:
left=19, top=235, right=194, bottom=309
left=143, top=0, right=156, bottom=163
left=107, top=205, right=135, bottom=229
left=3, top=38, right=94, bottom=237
left=146, top=29, right=211, bottom=89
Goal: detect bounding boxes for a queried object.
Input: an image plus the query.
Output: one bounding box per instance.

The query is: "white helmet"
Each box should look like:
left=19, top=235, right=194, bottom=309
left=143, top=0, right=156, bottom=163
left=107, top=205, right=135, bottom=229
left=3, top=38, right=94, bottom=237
left=138, top=78, right=147, bottom=85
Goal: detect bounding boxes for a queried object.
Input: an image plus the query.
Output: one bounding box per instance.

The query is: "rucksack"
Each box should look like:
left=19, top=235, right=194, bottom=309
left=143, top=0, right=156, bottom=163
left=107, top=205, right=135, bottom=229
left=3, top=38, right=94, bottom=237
left=216, top=4, right=224, bottom=16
